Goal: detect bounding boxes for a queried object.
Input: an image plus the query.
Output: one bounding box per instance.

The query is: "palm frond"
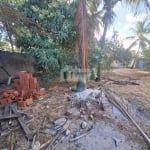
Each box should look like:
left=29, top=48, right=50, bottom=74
left=123, top=0, right=150, bottom=12
left=127, top=39, right=138, bottom=50
left=125, top=36, right=136, bottom=40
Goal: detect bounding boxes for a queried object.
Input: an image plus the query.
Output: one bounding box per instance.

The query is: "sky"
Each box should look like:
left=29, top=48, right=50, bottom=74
left=98, top=1, right=150, bottom=50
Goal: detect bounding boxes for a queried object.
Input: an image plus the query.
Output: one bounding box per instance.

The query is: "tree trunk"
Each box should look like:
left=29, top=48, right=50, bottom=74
left=76, top=69, right=87, bottom=92
left=75, top=0, right=88, bottom=92
left=4, top=21, right=14, bottom=52
left=96, top=62, right=101, bottom=81
left=131, top=45, right=140, bottom=69
left=97, top=23, right=108, bottom=80
left=8, top=33, right=14, bottom=52
left=100, top=23, right=108, bottom=49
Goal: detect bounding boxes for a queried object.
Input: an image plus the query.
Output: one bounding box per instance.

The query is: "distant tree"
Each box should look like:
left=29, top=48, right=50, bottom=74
left=143, top=47, right=150, bottom=69
left=126, top=18, right=150, bottom=68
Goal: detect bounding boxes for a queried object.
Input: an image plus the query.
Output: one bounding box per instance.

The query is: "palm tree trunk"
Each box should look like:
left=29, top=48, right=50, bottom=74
left=96, top=62, right=101, bottom=81
left=75, top=0, right=88, bottom=92
left=97, top=23, right=108, bottom=81
left=76, top=69, right=87, bottom=92
left=131, top=45, right=140, bottom=69
left=101, top=23, right=108, bottom=49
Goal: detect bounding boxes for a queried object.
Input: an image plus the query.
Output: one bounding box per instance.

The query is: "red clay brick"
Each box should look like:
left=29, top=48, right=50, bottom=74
left=26, top=98, right=33, bottom=106
left=7, top=98, right=12, bottom=103
left=0, top=98, right=8, bottom=105
left=28, top=73, right=33, bottom=78
left=19, top=71, right=27, bottom=78
left=2, top=92, right=9, bottom=98
left=9, top=94, right=15, bottom=100
left=18, top=100, right=27, bottom=107
left=21, top=90, right=27, bottom=97
left=13, top=91, right=19, bottom=97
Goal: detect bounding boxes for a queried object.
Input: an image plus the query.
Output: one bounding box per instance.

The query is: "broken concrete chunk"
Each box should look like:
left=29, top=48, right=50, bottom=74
left=81, top=121, right=87, bottom=129
left=65, top=129, right=71, bottom=136
left=75, top=89, right=100, bottom=101
left=32, top=141, right=40, bottom=150
left=54, top=117, right=66, bottom=127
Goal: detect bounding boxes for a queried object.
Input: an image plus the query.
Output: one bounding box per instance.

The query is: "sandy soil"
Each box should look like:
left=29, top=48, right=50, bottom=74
left=0, top=69, right=150, bottom=150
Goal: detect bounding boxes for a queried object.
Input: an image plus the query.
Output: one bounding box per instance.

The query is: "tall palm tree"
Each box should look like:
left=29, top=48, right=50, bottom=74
left=100, top=0, right=119, bottom=48
left=96, top=0, right=120, bottom=81
left=126, top=18, right=150, bottom=68
left=96, top=0, right=150, bottom=80
left=74, top=0, right=88, bottom=92
left=74, top=0, right=102, bottom=92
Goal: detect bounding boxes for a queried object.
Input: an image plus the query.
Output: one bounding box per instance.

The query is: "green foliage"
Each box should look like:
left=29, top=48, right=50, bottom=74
left=14, top=0, right=76, bottom=80
left=143, top=47, right=150, bottom=69
left=89, top=46, right=114, bottom=71
left=105, top=40, right=132, bottom=67
left=0, top=41, right=10, bottom=50
left=114, top=48, right=132, bottom=66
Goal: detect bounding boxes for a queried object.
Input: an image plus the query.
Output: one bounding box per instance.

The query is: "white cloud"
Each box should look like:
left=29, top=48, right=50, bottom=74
left=125, top=13, right=149, bottom=23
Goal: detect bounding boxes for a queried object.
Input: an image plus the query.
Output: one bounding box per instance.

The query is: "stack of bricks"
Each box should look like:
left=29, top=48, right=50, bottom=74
left=0, top=71, right=45, bottom=107
left=0, top=90, right=19, bottom=105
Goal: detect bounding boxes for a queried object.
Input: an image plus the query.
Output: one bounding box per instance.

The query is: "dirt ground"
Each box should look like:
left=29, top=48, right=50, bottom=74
left=0, top=69, right=150, bottom=150
left=104, top=69, right=150, bottom=120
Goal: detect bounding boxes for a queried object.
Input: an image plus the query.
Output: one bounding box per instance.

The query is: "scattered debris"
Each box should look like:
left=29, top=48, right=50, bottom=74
left=103, top=87, right=150, bottom=145
left=54, top=117, right=67, bottom=127
left=0, top=74, right=149, bottom=150
left=81, top=121, right=87, bottom=129
left=64, top=129, right=71, bottom=136
left=69, top=125, right=93, bottom=142
left=102, top=77, right=140, bottom=85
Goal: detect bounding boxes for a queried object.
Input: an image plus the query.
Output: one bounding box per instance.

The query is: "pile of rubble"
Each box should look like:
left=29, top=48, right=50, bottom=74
left=0, top=71, right=45, bottom=107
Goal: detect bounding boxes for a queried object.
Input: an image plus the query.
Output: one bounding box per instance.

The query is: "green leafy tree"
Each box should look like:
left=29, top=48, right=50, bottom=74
left=14, top=0, right=76, bottom=79
left=126, top=18, right=150, bottom=68
left=143, top=47, right=150, bottom=69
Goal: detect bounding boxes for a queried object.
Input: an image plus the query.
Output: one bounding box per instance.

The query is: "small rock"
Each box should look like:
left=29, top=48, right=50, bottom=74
left=74, top=131, right=80, bottom=137
left=65, top=129, right=71, bottom=136
left=80, top=114, right=84, bottom=118
left=86, top=102, right=91, bottom=107
left=89, top=114, right=94, bottom=120
left=81, top=121, right=87, bottom=129
left=32, top=141, right=40, bottom=150
left=46, top=105, right=49, bottom=109
left=54, top=117, right=66, bottom=126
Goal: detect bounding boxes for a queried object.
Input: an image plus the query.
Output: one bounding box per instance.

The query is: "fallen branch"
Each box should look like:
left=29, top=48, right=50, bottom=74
left=103, top=87, right=150, bottom=145
left=69, top=126, right=93, bottom=142
left=40, top=139, right=51, bottom=150
left=0, top=114, right=19, bottom=120
left=102, top=77, right=140, bottom=85
left=10, top=105, right=33, bottom=140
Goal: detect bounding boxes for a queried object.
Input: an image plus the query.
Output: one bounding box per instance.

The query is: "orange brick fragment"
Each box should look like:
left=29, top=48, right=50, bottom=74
left=13, top=91, right=19, bottom=97
left=26, top=98, right=33, bottom=106
left=2, top=92, right=9, bottom=98
left=18, top=100, right=27, bottom=107
left=0, top=98, right=8, bottom=105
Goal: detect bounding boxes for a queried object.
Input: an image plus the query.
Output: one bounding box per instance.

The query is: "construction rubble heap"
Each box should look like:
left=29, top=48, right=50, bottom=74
left=0, top=71, right=45, bottom=107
